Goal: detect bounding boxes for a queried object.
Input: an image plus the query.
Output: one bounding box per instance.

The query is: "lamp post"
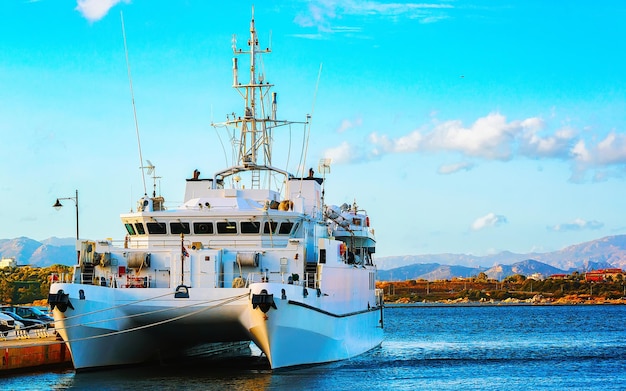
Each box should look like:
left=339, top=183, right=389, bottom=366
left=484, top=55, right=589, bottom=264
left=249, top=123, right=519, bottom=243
left=53, top=189, right=79, bottom=241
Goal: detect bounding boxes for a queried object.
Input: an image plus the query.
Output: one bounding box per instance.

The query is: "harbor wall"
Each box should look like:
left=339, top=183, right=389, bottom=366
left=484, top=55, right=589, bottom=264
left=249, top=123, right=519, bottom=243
left=1, top=340, right=72, bottom=373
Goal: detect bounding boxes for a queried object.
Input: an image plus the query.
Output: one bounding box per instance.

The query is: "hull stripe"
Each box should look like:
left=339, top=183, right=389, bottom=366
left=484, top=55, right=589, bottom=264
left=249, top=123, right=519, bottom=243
left=286, top=300, right=382, bottom=318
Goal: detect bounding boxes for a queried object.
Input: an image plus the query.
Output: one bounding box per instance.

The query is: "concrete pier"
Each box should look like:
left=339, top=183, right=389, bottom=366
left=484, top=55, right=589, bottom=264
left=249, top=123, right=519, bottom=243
left=0, top=331, right=72, bottom=373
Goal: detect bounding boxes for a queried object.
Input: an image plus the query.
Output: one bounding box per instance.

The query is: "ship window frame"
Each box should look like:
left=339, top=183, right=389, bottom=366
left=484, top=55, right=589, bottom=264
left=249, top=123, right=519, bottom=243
left=217, top=221, right=238, bottom=234
left=146, top=222, right=167, bottom=235
left=278, top=222, right=294, bottom=235
left=263, top=221, right=278, bottom=234
left=124, top=223, right=136, bottom=236
left=240, top=221, right=260, bottom=234
left=170, top=222, right=190, bottom=235
left=193, top=222, right=214, bottom=235
left=134, top=223, right=145, bottom=235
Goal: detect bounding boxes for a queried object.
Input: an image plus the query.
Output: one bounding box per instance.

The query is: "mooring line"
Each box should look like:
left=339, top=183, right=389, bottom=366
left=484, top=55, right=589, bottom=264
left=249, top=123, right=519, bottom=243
left=56, top=292, right=249, bottom=332
left=53, top=290, right=180, bottom=324
left=60, top=293, right=250, bottom=344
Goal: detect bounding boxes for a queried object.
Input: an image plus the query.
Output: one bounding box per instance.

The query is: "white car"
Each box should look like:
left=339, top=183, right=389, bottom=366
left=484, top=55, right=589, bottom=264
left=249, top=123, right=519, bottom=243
left=0, top=312, right=15, bottom=337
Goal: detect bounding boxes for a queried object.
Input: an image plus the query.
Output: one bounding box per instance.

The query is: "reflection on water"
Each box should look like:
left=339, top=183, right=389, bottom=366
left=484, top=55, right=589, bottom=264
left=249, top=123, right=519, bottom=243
left=50, top=355, right=273, bottom=390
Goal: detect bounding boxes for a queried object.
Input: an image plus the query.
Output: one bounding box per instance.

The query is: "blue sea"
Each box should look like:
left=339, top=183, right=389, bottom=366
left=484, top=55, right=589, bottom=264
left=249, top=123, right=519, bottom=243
left=3, top=305, right=626, bottom=390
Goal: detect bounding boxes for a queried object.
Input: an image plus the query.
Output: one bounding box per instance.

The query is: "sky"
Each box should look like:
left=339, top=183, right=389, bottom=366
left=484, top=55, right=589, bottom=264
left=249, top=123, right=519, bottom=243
left=2, top=0, right=626, bottom=259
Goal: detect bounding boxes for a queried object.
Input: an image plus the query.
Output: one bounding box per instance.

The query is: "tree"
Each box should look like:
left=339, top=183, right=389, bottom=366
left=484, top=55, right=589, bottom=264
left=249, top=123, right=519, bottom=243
left=505, top=274, right=526, bottom=283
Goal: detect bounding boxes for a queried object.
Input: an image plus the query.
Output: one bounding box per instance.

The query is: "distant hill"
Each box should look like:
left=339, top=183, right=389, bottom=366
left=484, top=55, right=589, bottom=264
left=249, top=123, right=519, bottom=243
left=378, top=259, right=568, bottom=281
left=378, top=263, right=485, bottom=281
left=0, top=237, right=76, bottom=266
left=0, top=237, right=46, bottom=264
left=483, top=259, right=567, bottom=280
left=377, top=235, right=626, bottom=273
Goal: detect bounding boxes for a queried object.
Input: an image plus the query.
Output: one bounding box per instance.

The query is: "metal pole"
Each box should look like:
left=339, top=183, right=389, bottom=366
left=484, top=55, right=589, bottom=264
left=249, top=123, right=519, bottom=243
left=74, top=189, right=79, bottom=240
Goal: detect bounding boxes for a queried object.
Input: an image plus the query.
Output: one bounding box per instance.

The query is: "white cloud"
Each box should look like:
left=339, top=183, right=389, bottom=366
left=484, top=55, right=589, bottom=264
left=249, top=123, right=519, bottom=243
left=76, top=0, right=126, bottom=22
left=471, top=212, right=508, bottom=231
left=594, top=132, right=626, bottom=165
left=294, top=1, right=452, bottom=34
left=576, top=133, right=626, bottom=166
left=426, top=113, right=520, bottom=159
left=519, top=122, right=576, bottom=159
left=438, top=161, right=474, bottom=175
left=323, top=141, right=361, bottom=164
left=330, top=110, right=626, bottom=183
left=370, top=112, right=528, bottom=160
left=337, top=117, right=363, bottom=133
left=570, top=132, right=626, bottom=181
left=548, top=218, right=604, bottom=232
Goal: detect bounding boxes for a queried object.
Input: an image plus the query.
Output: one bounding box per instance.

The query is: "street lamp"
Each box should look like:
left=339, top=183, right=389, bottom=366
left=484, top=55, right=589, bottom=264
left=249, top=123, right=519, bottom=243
left=53, top=189, right=79, bottom=241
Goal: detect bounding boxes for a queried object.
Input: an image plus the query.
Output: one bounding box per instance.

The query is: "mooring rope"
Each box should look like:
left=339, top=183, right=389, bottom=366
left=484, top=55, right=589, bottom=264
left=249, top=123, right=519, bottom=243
left=52, top=289, right=178, bottom=324
left=60, top=292, right=250, bottom=344
left=3, top=292, right=250, bottom=349
left=56, top=292, right=249, bottom=332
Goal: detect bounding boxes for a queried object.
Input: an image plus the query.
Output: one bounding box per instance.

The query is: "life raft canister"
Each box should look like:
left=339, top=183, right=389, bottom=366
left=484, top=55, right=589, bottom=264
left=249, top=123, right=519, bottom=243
left=339, top=243, right=347, bottom=257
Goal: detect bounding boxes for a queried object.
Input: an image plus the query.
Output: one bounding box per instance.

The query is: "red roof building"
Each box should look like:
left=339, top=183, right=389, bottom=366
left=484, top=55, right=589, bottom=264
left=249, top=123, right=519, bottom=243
left=584, top=268, right=624, bottom=282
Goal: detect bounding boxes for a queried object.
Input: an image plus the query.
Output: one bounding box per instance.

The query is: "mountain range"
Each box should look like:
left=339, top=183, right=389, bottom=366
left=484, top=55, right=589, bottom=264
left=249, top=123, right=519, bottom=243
left=2, top=235, right=626, bottom=280
left=376, top=235, right=626, bottom=280
left=0, top=237, right=77, bottom=267
left=377, top=259, right=568, bottom=281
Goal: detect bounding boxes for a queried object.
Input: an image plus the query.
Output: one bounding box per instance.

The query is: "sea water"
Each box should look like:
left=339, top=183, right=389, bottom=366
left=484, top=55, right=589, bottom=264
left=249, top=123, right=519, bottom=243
left=3, top=305, right=625, bottom=390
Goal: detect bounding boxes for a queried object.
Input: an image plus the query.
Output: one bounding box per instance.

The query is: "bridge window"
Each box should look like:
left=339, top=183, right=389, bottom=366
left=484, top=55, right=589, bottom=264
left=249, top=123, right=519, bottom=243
left=146, top=222, right=167, bottom=234
left=193, top=222, right=214, bottom=234
left=134, top=223, right=145, bottom=235
left=217, top=221, right=237, bottom=234
left=278, top=222, right=294, bottom=235
left=124, top=223, right=136, bottom=235
left=241, top=221, right=260, bottom=234
left=170, top=222, right=190, bottom=235
left=263, top=221, right=278, bottom=234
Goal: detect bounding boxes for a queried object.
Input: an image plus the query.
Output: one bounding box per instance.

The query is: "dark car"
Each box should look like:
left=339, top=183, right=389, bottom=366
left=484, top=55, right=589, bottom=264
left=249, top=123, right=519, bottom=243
left=0, top=311, right=46, bottom=333
left=0, top=312, right=15, bottom=337
left=0, top=306, right=54, bottom=328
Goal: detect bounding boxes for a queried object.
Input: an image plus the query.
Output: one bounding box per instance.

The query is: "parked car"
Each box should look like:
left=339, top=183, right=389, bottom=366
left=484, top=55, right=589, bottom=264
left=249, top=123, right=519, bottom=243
left=1, top=311, right=46, bottom=332
left=0, top=306, right=54, bottom=328
left=0, top=312, right=15, bottom=337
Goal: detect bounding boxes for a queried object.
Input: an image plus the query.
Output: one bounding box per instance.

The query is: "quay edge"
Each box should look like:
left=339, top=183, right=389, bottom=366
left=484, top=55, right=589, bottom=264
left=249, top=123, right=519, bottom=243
left=0, top=337, right=72, bottom=375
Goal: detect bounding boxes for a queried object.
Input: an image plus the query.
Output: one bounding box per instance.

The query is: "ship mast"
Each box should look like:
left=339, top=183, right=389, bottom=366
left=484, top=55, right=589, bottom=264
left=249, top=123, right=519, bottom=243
left=213, top=8, right=307, bottom=190
left=234, top=9, right=272, bottom=168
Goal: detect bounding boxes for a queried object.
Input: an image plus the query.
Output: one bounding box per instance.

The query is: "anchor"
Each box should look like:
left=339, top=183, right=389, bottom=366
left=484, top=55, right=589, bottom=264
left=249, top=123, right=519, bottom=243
left=48, top=289, right=74, bottom=313
left=251, top=289, right=277, bottom=313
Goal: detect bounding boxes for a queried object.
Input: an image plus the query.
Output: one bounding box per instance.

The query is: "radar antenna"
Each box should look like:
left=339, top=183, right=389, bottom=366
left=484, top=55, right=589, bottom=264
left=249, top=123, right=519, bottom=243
left=140, top=160, right=161, bottom=197
left=318, top=158, right=331, bottom=209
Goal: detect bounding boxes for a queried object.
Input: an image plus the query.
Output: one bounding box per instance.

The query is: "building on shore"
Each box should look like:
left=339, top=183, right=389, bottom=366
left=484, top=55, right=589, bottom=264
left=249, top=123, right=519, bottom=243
left=0, top=257, right=17, bottom=268
left=585, top=268, right=623, bottom=282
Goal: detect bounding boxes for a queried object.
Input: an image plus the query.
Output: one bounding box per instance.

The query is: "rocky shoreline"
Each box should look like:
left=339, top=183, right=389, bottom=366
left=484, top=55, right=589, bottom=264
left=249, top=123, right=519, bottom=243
left=390, top=294, right=626, bottom=306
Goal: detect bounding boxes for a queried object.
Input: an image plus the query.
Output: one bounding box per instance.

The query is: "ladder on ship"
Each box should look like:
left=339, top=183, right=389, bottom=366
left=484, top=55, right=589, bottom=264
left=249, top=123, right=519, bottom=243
left=251, top=169, right=260, bottom=189
left=305, top=263, right=317, bottom=288
left=81, top=263, right=94, bottom=284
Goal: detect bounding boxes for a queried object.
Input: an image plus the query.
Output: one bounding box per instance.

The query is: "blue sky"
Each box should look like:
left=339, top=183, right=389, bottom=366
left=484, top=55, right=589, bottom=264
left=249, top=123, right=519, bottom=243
left=1, top=0, right=626, bottom=260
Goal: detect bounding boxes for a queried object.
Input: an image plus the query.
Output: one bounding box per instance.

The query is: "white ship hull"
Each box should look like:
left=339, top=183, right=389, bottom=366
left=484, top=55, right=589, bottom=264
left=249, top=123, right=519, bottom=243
left=248, top=283, right=383, bottom=369
left=51, top=282, right=251, bottom=369
left=52, top=271, right=383, bottom=370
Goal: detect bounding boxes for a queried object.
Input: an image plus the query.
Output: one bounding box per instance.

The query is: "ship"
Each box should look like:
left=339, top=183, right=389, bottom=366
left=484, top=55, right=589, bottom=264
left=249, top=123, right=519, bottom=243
left=48, top=10, right=384, bottom=371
